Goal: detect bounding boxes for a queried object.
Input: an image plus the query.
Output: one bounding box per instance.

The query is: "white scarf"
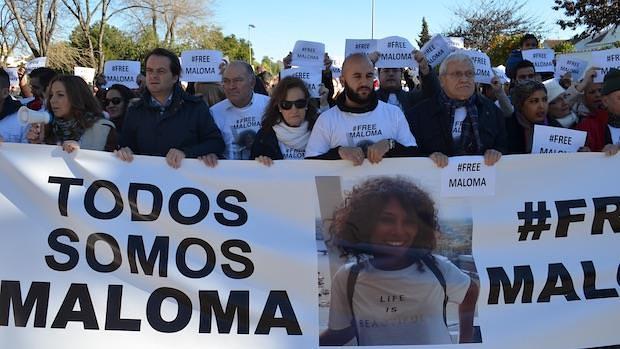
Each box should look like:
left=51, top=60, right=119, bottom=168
left=272, top=120, right=310, bottom=151
left=555, top=112, right=578, bottom=128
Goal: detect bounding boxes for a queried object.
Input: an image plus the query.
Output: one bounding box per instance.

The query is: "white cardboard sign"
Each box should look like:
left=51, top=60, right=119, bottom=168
left=103, top=60, right=140, bottom=89
left=441, top=156, right=496, bottom=197
left=291, top=40, right=325, bottom=67
left=592, top=48, right=620, bottom=83
left=74, top=67, right=96, bottom=84
left=25, top=57, right=47, bottom=73
left=421, top=34, right=452, bottom=68
left=532, top=124, right=587, bottom=154
left=280, top=67, right=322, bottom=98
left=180, top=50, right=223, bottom=82
left=460, top=50, right=493, bottom=84
left=554, top=55, right=588, bottom=80
left=522, top=49, right=555, bottom=73
left=375, top=36, right=417, bottom=69
left=344, top=39, right=377, bottom=58
left=446, top=37, right=465, bottom=50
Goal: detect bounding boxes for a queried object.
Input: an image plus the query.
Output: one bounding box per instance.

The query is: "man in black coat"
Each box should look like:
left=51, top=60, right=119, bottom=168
left=375, top=51, right=441, bottom=113
left=116, top=48, right=224, bottom=168
left=406, top=52, right=506, bottom=167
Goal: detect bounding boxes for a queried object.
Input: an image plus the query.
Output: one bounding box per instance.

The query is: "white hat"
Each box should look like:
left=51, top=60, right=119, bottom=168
left=543, top=78, right=565, bottom=102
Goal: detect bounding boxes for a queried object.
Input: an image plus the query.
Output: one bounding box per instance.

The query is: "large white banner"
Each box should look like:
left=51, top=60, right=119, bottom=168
left=0, top=144, right=619, bottom=349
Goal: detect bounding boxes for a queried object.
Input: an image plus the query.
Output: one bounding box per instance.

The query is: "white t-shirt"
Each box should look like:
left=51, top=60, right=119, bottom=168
left=210, top=93, right=269, bottom=159
left=328, top=255, right=471, bottom=346
left=279, top=142, right=306, bottom=159
left=452, top=107, right=467, bottom=142
left=608, top=125, right=620, bottom=145
left=305, top=101, right=417, bottom=157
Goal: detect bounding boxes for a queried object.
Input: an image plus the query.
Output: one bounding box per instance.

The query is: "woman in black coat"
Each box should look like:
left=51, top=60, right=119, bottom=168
left=250, top=76, right=318, bottom=165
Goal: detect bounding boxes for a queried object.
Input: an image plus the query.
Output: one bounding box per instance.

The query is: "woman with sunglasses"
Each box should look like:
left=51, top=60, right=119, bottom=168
left=44, top=75, right=117, bottom=153
left=105, top=84, right=135, bottom=132
left=250, top=76, right=318, bottom=165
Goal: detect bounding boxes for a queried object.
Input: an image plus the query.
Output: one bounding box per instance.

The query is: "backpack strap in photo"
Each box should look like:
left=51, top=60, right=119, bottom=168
left=346, top=262, right=363, bottom=344
left=421, top=254, right=448, bottom=327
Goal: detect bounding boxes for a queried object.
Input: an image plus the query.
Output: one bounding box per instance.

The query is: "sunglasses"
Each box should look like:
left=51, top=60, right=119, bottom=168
left=279, top=99, right=308, bottom=110
left=104, top=97, right=122, bottom=106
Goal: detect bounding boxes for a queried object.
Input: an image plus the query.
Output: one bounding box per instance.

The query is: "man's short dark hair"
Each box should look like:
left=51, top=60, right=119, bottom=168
left=515, top=60, right=536, bottom=73
left=519, top=34, right=538, bottom=47
left=144, top=48, right=181, bottom=76
left=0, top=68, right=10, bottom=89
left=29, top=67, right=57, bottom=90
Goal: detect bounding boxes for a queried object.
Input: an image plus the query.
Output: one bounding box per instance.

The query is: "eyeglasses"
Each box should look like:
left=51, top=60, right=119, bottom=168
left=104, top=97, right=122, bottom=106
left=445, top=71, right=475, bottom=79
left=279, top=99, right=308, bottom=110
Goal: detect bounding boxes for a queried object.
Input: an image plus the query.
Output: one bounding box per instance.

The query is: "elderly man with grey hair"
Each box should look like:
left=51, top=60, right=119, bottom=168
left=210, top=60, right=270, bottom=160
left=405, top=52, right=507, bottom=167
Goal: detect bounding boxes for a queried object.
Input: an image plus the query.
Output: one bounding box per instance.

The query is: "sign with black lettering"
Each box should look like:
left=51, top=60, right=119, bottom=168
left=532, top=124, right=586, bottom=154
left=375, top=36, right=418, bottom=69
left=554, top=55, right=588, bottom=80
left=0, top=144, right=618, bottom=348
left=441, top=156, right=496, bottom=197
left=180, top=50, right=222, bottom=82
left=291, top=40, right=325, bottom=67
left=460, top=49, right=493, bottom=84
left=103, top=60, right=141, bottom=89
left=421, top=34, right=452, bottom=68
left=592, top=48, right=620, bottom=83
left=280, top=67, right=322, bottom=97
left=5, top=67, right=19, bottom=88
left=446, top=37, right=465, bottom=50
left=344, top=39, right=377, bottom=58
left=522, top=49, right=555, bottom=73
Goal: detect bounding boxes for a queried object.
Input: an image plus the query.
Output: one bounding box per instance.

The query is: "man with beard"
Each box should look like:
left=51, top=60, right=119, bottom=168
left=305, top=53, right=418, bottom=165
left=375, top=51, right=440, bottom=113
left=406, top=52, right=506, bottom=167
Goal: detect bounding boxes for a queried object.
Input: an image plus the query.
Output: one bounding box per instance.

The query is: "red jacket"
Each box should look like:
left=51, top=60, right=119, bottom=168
left=576, top=110, right=609, bottom=152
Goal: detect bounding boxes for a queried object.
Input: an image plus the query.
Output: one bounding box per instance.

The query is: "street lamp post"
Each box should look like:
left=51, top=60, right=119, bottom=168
left=371, top=0, right=375, bottom=39
left=248, top=24, right=255, bottom=65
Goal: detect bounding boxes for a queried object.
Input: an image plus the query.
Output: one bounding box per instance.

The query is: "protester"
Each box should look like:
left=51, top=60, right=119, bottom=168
left=505, top=80, right=550, bottom=154
left=0, top=68, right=29, bottom=143
left=576, top=68, right=620, bottom=155
left=305, top=53, right=418, bottom=165
left=27, top=67, right=57, bottom=110
left=406, top=52, right=506, bottom=167
left=210, top=60, right=270, bottom=160
left=43, top=75, right=116, bottom=152
left=320, top=176, right=478, bottom=346
left=512, top=60, right=542, bottom=85
left=506, top=34, right=539, bottom=80
left=543, top=78, right=579, bottom=128
left=104, top=84, right=135, bottom=133
left=250, top=76, right=318, bottom=165
left=374, top=51, right=440, bottom=113
left=116, top=48, right=224, bottom=168
left=569, top=67, right=604, bottom=119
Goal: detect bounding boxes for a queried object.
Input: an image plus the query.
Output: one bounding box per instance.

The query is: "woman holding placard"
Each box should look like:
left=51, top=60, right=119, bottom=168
left=250, top=76, right=317, bottom=165
left=44, top=75, right=117, bottom=153
left=505, top=80, right=550, bottom=153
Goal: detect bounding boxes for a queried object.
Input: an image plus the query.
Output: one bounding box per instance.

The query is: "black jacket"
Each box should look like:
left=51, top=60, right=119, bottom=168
left=250, top=127, right=283, bottom=160
left=406, top=94, right=508, bottom=156
left=376, top=67, right=441, bottom=112
left=120, top=84, right=225, bottom=158
left=505, top=114, right=563, bottom=154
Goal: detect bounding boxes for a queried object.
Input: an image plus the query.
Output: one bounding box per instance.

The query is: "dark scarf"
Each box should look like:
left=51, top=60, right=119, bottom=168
left=439, top=90, right=482, bottom=155
left=336, top=89, right=379, bottom=114
left=51, top=113, right=101, bottom=142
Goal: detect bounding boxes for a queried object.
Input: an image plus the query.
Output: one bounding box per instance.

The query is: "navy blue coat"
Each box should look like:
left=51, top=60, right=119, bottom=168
left=120, top=85, right=224, bottom=158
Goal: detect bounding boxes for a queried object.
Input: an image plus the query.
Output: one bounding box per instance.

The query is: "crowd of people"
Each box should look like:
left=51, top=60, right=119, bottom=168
left=0, top=36, right=619, bottom=345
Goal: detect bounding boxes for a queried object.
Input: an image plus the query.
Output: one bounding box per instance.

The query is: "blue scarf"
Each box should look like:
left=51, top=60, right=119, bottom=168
left=439, top=90, right=482, bottom=155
